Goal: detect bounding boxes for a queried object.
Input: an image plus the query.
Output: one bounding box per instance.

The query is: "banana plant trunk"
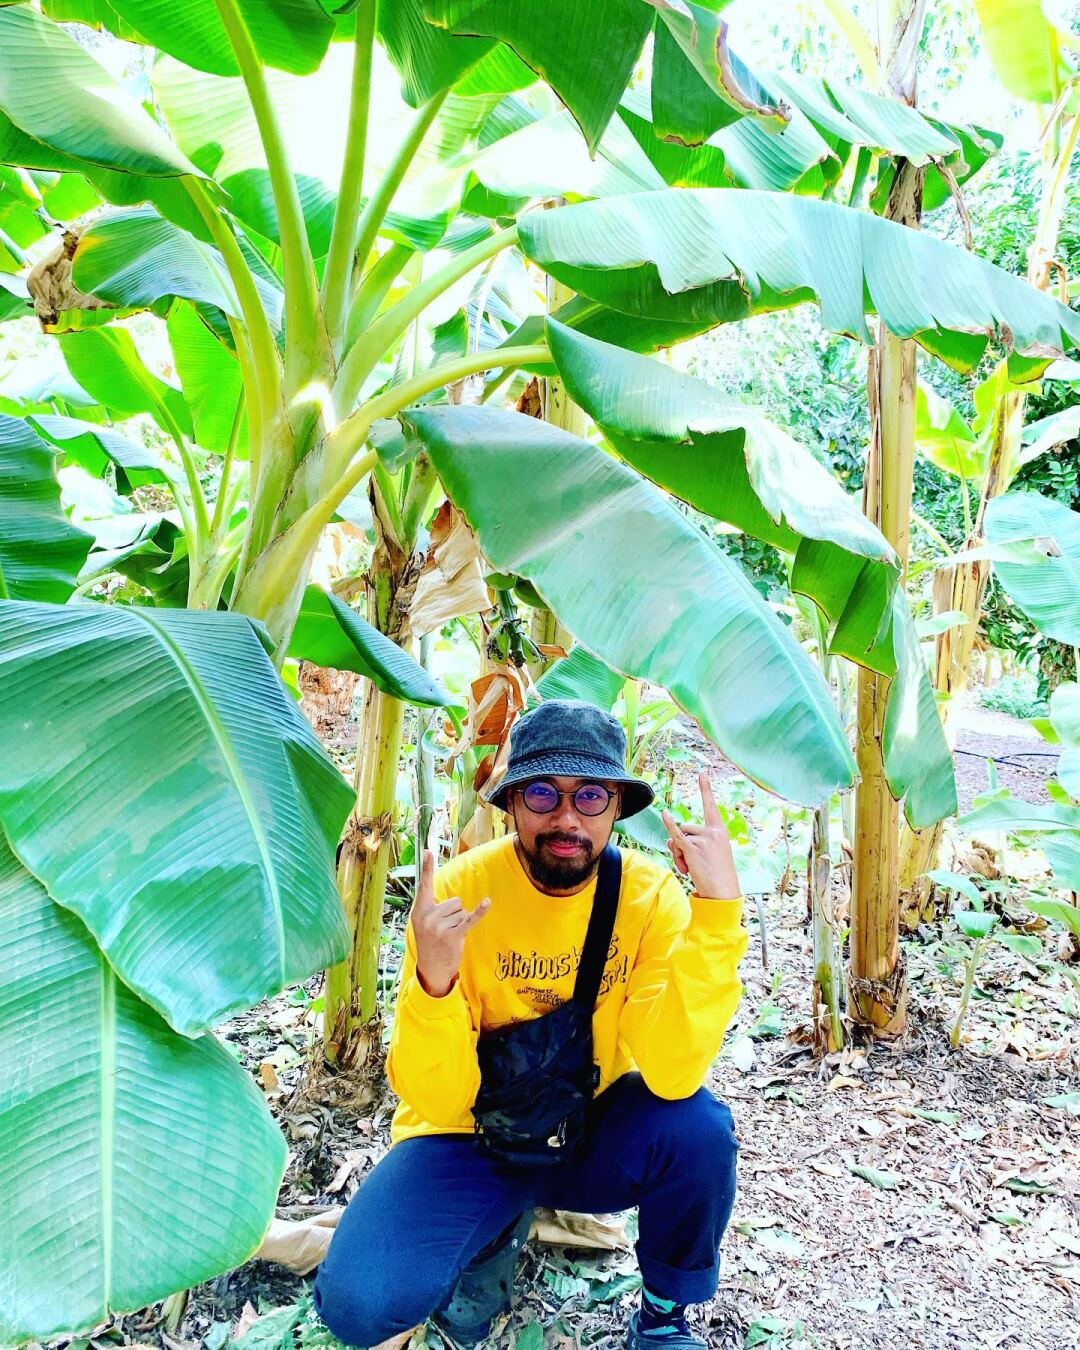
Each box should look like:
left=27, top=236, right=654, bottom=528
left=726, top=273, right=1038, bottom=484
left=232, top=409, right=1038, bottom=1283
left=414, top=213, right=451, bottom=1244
left=849, top=0, right=927, bottom=1035
left=527, top=276, right=579, bottom=682
left=322, top=482, right=414, bottom=1070
left=897, top=109, right=1080, bottom=925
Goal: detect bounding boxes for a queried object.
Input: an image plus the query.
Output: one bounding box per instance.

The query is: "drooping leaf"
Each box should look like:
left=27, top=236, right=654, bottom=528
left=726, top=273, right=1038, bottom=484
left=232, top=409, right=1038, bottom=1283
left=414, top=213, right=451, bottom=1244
left=519, top=190, right=1080, bottom=371
left=71, top=208, right=283, bottom=332
left=0, top=602, right=353, bottom=1036
left=0, top=109, right=210, bottom=241
left=0, top=413, right=93, bottom=601
left=377, top=0, right=494, bottom=105
left=769, top=71, right=960, bottom=165
left=0, top=344, right=100, bottom=414
left=401, top=405, right=856, bottom=806
left=544, top=319, right=901, bottom=675
left=289, top=585, right=451, bottom=707
left=985, top=490, right=1080, bottom=645
left=0, top=835, right=286, bottom=1341
left=423, top=0, right=654, bottom=154
left=646, top=0, right=788, bottom=145
left=0, top=6, right=197, bottom=178
left=28, top=413, right=168, bottom=492
left=1018, top=405, right=1080, bottom=467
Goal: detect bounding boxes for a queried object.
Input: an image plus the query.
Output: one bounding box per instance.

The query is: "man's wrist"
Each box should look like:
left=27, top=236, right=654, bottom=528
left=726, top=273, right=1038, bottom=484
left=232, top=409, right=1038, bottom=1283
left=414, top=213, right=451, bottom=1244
left=416, top=967, right=457, bottom=999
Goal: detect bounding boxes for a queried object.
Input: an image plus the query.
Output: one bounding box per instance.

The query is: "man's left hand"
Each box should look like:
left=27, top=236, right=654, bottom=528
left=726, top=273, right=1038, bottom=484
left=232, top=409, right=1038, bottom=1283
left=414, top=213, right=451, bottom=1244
left=661, top=771, right=741, bottom=901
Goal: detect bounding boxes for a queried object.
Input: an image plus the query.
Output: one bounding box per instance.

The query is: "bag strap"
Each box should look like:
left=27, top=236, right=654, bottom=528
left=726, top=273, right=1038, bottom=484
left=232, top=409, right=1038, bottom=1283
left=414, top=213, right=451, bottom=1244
left=571, top=843, right=622, bottom=1009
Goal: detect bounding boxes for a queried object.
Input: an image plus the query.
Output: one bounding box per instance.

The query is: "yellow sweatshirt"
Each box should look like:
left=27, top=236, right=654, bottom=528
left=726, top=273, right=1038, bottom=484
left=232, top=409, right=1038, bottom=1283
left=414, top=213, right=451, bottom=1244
left=387, top=835, right=748, bottom=1144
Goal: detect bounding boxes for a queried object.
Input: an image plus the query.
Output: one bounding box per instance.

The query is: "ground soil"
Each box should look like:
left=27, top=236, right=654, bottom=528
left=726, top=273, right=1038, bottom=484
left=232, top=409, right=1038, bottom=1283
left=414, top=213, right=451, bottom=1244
left=77, top=695, right=1078, bottom=1350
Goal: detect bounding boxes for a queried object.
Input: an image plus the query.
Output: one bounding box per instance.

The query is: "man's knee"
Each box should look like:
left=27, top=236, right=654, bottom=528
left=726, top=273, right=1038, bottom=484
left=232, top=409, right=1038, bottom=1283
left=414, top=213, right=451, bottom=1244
left=313, top=1260, right=441, bottom=1348
left=627, top=1081, right=739, bottom=1173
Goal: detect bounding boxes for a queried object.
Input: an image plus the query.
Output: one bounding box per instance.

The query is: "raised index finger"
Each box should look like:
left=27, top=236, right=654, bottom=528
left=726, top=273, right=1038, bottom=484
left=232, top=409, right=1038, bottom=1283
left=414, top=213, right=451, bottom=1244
left=698, top=771, right=723, bottom=826
left=414, top=849, right=436, bottom=909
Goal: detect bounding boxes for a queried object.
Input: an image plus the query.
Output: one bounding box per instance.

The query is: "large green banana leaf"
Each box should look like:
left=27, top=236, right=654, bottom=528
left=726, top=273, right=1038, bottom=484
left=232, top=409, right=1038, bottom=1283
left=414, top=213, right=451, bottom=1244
left=519, top=190, right=1080, bottom=371
left=915, top=382, right=985, bottom=479
left=0, top=107, right=209, bottom=243
left=0, top=835, right=286, bottom=1341
left=973, top=0, right=1074, bottom=103
left=45, top=0, right=335, bottom=78
left=0, top=602, right=353, bottom=1036
left=542, top=320, right=954, bottom=825
left=0, top=414, right=92, bottom=601
left=544, top=318, right=897, bottom=647
left=423, top=0, right=655, bottom=153
left=643, top=0, right=994, bottom=201
left=71, top=208, right=283, bottom=331
left=288, top=584, right=452, bottom=706
left=985, top=490, right=1080, bottom=645
left=0, top=6, right=197, bottom=178
left=399, top=405, right=856, bottom=806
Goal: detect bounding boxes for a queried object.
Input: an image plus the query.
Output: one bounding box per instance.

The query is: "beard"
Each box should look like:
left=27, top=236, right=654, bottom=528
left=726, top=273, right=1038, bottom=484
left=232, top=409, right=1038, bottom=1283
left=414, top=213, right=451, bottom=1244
left=518, top=829, right=602, bottom=890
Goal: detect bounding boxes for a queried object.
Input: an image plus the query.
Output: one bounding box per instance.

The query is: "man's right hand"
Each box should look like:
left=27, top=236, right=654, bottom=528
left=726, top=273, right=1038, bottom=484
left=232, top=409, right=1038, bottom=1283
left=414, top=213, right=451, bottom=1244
left=412, top=849, right=490, bottom=998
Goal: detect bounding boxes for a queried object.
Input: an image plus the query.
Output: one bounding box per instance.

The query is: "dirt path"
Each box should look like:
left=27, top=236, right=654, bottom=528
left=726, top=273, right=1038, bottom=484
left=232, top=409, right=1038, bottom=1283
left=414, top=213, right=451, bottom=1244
left=951, top=703, right=1061, bottom=815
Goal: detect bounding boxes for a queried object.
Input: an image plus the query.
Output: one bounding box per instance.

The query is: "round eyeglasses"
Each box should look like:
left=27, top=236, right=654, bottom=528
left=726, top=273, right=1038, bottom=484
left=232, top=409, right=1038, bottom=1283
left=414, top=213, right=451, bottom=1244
left=518, top=781, right=616, bottom=817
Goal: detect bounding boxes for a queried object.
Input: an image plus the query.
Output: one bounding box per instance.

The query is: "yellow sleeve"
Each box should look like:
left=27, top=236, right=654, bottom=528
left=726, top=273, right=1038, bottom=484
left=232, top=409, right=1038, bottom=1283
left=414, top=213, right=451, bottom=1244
left=618, top=875, right=748, bottom=1100
left=385, top=908, right=482, bottom=1127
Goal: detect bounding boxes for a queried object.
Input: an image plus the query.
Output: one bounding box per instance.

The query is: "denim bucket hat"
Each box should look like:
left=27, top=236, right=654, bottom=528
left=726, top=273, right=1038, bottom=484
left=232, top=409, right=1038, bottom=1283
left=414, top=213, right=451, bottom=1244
left=484, top=699, right=654, bottom=820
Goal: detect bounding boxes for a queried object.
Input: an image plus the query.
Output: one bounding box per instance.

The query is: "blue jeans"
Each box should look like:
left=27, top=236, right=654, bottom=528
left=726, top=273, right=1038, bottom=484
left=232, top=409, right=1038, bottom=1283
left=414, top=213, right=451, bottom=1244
left=313, top=1074, right=739, bottom=1347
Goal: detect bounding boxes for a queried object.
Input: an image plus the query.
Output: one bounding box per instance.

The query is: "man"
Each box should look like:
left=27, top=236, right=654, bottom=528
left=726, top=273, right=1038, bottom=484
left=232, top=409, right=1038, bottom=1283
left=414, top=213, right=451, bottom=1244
left=314, top=700, right=748, bottom=1349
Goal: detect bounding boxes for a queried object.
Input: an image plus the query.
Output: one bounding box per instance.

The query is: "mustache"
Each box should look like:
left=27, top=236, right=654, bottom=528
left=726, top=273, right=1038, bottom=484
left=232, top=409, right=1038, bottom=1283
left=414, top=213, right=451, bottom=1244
left=536, top=832, right=592, bottom=850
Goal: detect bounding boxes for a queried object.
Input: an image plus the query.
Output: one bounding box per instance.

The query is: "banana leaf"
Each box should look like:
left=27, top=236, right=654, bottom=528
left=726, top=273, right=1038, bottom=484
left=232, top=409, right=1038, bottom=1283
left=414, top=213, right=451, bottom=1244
left=0, top=834, right=286, bottom=1341
left=0, top=601, right=353, bottom=1036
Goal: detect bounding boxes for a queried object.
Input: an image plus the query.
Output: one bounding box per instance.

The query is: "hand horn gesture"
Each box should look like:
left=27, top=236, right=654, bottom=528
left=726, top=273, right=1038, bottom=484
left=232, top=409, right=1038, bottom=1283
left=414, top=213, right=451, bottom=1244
left=661, top=771, right=741, bottom=901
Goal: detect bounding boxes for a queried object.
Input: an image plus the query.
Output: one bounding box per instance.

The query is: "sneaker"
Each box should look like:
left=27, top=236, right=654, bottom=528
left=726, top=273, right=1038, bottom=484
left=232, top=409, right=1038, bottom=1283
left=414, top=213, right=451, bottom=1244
left=625, top=1308, right=707, bottom=1349
left=431, top=1210, right=533, bottom=1348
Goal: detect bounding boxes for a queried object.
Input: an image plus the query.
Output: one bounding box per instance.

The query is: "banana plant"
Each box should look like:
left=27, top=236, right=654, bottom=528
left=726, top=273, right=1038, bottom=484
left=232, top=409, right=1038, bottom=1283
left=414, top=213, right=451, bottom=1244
left=898, top=0, right=1080, bottom=920
left=2, top=0, right=1080, bottom=1335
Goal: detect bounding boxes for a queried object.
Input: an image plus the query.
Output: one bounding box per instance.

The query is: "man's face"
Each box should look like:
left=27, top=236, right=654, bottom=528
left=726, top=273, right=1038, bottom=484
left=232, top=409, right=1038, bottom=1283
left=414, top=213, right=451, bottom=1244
left=510, top=775, right=621, bottom=891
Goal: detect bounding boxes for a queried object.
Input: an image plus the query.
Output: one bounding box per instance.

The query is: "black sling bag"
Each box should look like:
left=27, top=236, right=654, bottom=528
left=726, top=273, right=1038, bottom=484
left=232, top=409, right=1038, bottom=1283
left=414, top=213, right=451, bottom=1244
left=471, top=844, right=622, bottom=1167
